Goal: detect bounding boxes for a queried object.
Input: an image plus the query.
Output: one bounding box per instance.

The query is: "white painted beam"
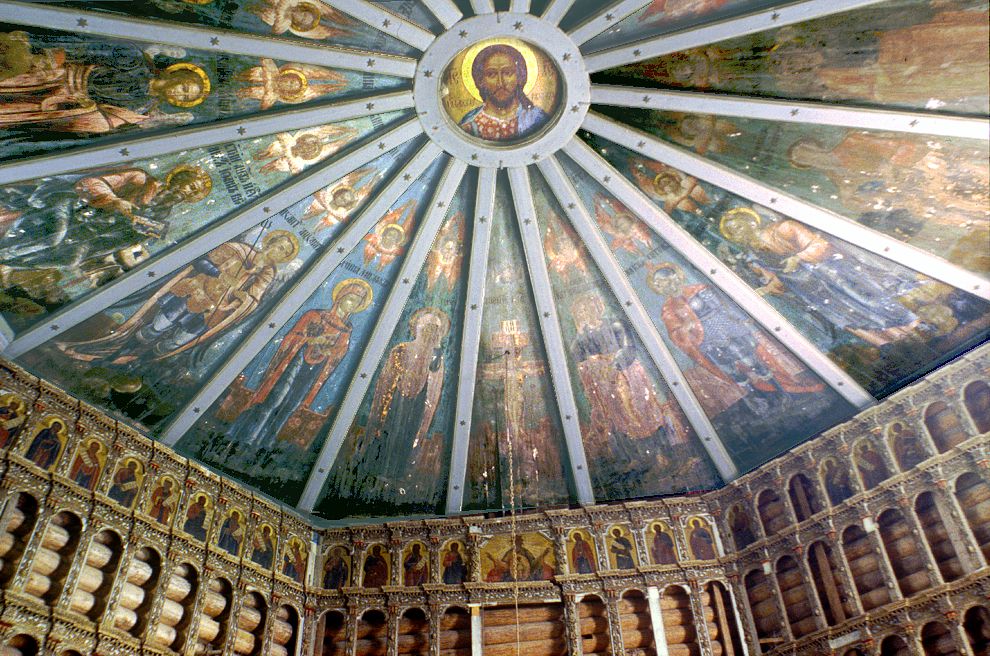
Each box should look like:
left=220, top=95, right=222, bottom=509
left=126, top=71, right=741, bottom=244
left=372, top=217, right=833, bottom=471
left=327, top=0, right=436, bottom=50
left=541, top=0, right=576, bottom=25
left=582, top=112, right=990, bottom=300
left=584, top=0, right=886, bottom=72
left=445, top=166, right=496, bottom=515
left=160, top=140, right=444, bottom=447
left=568, top=0, right=650, bottom=47
left=561, top=136, right=875, bottom=408
left=509, top=0, right=531, bottom=14
left=539, top=154, right=737, bottom=480
left=470, top=0, right=496, bottom=15
left=591, top=86, right=990, bottom=141
left=507, top=166, right=595, bottom=506
left=0, top=0, right=417, bottom=77
left=0, top=91, right=415, bottom=185
left=421, top=0, right=463, bottom=29
left=297, top=156, right=468, bottom=511
left=4, top=118, right=424, bottom=357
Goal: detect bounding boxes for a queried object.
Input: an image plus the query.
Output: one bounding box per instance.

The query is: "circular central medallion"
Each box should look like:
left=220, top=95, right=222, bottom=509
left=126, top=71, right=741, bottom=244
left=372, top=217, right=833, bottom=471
left=441, top=38, right=562, bottom=145
left=414, top=13, right=589, bottom=168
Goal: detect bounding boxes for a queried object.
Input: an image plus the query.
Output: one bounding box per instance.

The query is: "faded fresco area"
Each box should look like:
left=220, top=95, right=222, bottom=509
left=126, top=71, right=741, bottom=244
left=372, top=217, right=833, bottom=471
left=0, top=112, right=406, bottom=332
left=599, top=108, right=990, bottom=274
left=594, top=0, right=990, bottom=116
left=557, top=155, right=856, bottom=473
left=316, top=176, right=473, bottom=518
left=0, top=25, right=403, bottom=160
left=530, top=170, right=721, bottom=494
left=49, top=0, right=419, bottom=56
left=172, top=158, right=449, bottom=505
left=465, top=176, right=574, bottom=513
left=582, top=135, right=990, bottom=398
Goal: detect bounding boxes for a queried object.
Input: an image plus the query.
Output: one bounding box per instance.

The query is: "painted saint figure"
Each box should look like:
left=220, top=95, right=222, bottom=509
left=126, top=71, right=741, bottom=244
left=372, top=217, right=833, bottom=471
left=719, top=208, right=926, bottom=347
left=688, top=520, right=717, bottom=560
left=650, top=525, right=677, bottom=565
left=442, top=543, right=466, bottom=584
left=0, top=396, right=27, bottom=449
left=108, top=460, right=142, bottom=508
left=485, top=535, right=553, bottom=582
left=251, top=525, right=276, bottom=569
left=822, top=459, right=854, bottom=505
left=889, top=421, right=927, bottom=471
left=24, top=419, right=65, bottom=470
left=216, top=511, right=244, bottom=556
left=235, top=59, right=346, bottom=110
left=248, top=0, right=354, bottom=40
left=323, top=547, right=349, bottom=589
left=362, top=545, right=388, bottom=587
left=283, top=538, right=307, bottom=582
left=570, top=533, right=596, bottom=574
left=459, top=44, right=550, bottom=142
left=224, top=278, right=372, bottom=448
left=69, top=440, right=104, bottom=491
left=351, top=307, right=449, bottom=492
left=648, top=262, right=823, bottom=416
left=1, top=165, right=211, bottom=275
left=363, top=201, right=416, bottom=270
left=148, top=478, right=176, bottom=525
left=183, top=494, right=210, bottom=541
left=59, top=230, right=295, bottom=370
left=609, top=528, right=636, bottom=570
left=403, top=544, right=428, bottom=587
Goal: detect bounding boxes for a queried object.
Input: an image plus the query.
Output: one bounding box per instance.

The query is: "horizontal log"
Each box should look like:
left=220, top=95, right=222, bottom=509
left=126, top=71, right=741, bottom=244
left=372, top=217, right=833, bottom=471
left=75, top=565, right=104, bottom=594
left=662, top=608, right=715, bottom=625
left=113, top=606, right=138, bottom=631
left=353, top=638, right=387, bottom=656
left=5, top=508, right=26, bottom=532
left=0, top=533, right=14, bottom=559
left=581, top=634, right=610, bottom=652
left=578, top=616, right=608, bottom=634
left=68, top=588, right=95, bottom=615
left=231, top=627, right=256, bottom=655
left=275, top=605, right=292, bottom=621
left=484, top=606, right=564, bottom=626
left=842, top=538, right=877, bottom=561
left=484, top=620, right=564, bottom=644
left=860, top=587, right=891, bottom=610
left=237, top=605, right=263, bottom=632
left=271, top=617, right=294, bottom=644
left=202, top=590, right=229, bottom=617
left=438, top=649, right=471, bottom=656
left=85, top=541, right=114, bottom=569
left=197, top=616, right=221, bottom=643
left=618, top=627, right=653, bottom=649
left=357, top=622, right=387, bottom=640
left=484, top=637, right=566, bottom=656
left=438, top=629, right=471, bottom=650
left=897, top=570, right=933, bottom=595
left=396, top=632, right=429, bottom=654
left=165, top=571, right=193, bottom=602
left=23, top=571, right=50, bottom=598
left=270, top=645, right=289, bottom=656
left=158, top=598, right=185, bottom=627
left=117, top=581, right=146, bottom=610
left=439, top=612, right=470, bottom=630
left=41, top=524, right=71, bottom=551
left=148, top=622, right=177, bottom=649
left=791, top=617, right=819, bottom=638
left=30, top=546, right=60, bottom=576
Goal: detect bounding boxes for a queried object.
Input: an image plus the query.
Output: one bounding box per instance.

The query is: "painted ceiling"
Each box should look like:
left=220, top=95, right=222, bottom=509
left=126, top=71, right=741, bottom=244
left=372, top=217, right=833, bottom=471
left=0, top=0, right=986, bottom=524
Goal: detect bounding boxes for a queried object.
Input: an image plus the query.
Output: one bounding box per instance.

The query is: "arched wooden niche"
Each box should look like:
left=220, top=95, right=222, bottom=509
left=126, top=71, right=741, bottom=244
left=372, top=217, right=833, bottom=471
left=788, top=473, right=822, bottom=522
left=441, top=606, right=470, bottom=656
left=114, top=546, right=163, bottom=638
left=744, top=568, right=784, bottom=653
left=661, top=586, right=697, bottom=656
left=915, top=491, right=965, bottom=583
left=841, top=524, right=891, bottom=611
left=398, top=607, right=429, bottom=656
left=195, top=577, right=234, bottom=655
left=0, top=492, right=39, bottom=589
left=878, top=508, right=932, bottom=598
left=925, top=401, right=969, bottom=452
left=955, top=472, right=990, bottom=561
left=3, top=633, right=40, bottom=656
left=578, top=595, right=609, bottom=656
left=964, top=380, right=990, bottom=433
left=756, top=489, right=789, bottom=536
left=70, top=529, right=123, bottom=621
left=358, top=609, right=387, bottom=656
left=25, top=510, right=83, bottom=605
left=705, top=581, right=745, bottom=656
left=963, top=605, right=990, bottom=655
left=775, top=555, right=816, bottom=638
left=880, top=635, right=911, bottom=656
left=806, top=540, right=857, bottom=626
left=232, top=590, right=267, bottom=656
left=271, top=604, right=300, bottom=656
left=921, top=620, right=962, bottom=656
left=320, top=610, right=346, bottom=656
left=621, top=589, right=656, bottom=656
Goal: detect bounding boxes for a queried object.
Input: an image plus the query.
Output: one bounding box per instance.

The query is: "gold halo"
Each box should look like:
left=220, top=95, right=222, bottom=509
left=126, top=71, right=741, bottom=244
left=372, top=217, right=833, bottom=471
left=332, top=278, right=373, bottom=314
left=719, top=206, right=761, bottom=241
left=261, top=230, right=300, bottom=262
left=459, top=38, right=540, bottom=103
left=277, top=68, right=309, bottom=102
left=409, top=306, right=450, bottom=338
left=161, top=62, right=211, bottom=108
left=379, top=223, right=407, bottom=244
left=165, top=164, right=213, bottom=202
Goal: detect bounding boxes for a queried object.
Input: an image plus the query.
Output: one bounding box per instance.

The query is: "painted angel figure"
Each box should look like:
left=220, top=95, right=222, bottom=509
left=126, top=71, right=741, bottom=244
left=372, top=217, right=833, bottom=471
left=629, top=157, right=709, bottom=214
left=256, top=125, right=358, bottom=175
left=363, top=201, right=417, bottom=270
left=248, top=0, right=354, bottom=40
left=425, top=212, right=464, bottom=292
left=639, top=0, right=730, bottom=24
left=593, top=193, right=653, bottom=255
left=544, top=215, right=589, bottom=280
left=305, top=168, right=379, bottom=230
left=236, top=59, right=347, bottom=110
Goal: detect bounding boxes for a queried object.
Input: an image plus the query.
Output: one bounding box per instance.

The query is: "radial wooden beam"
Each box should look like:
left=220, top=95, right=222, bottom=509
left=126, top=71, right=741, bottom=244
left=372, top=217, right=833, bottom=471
left=591, top=86, right=990, bottom=141
left=0, top=91, right=415, bottom=185
left=421, top=0, right=463, bottom=29
left=562, top=137, right=874, bottom=408
left=3, top=118, right=424, bottom=357
left=326, top=0, right=436, bottom=50
left=538, top=154, right=738, bottom=480
left=582, top=112, right=990, bottom=300
left=297, top=156, right=469, bottom=512
left=470, top=0, right=496, bottom=15
left=509, top=0, right=531, bottom=14
left=584, top=0, right=886, bottom=72
left=445, top=166, right=496, bottom=514
left=568, top=0, right=650, bottom=47
left=160, top=141, right=444, bottom=447
left=0, top=0, right=417, bottom=77
left=507, top=166, right=595, bottom=506
left=541, top=0, right=576, bottom=25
